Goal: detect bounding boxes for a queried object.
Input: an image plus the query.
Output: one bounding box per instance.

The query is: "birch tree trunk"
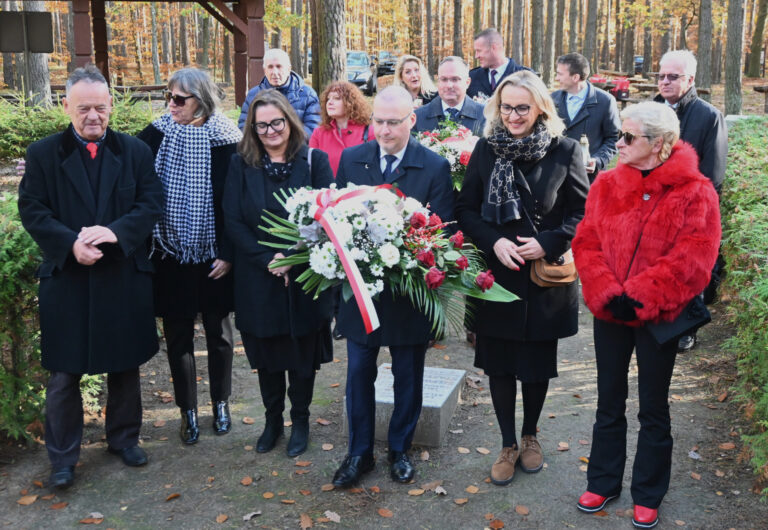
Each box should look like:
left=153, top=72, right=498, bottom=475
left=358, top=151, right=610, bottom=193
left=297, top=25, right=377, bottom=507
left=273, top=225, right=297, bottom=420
left=150, top=4, right=162, bottom=83
left=180, top=14, right=190, bottom=66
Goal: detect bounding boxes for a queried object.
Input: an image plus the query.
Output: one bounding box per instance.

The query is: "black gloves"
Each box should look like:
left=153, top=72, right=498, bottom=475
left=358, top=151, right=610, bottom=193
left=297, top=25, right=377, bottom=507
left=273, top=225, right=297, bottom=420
left=606, top=294, right=644, bottom=321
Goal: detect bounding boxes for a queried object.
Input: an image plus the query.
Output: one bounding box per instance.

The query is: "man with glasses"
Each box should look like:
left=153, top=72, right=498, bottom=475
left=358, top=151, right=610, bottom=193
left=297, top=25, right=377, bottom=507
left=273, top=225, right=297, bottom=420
left=552, top=53, right=620, bottom=183
left=331, top=86, right=454, bottom=488
left=653, top=49, right=727, bottom=352
left=415, top=56, right=486, bottom=135
left=237, top=48, right=321, bottom=136
left=468, top=28, right=531, bottom=101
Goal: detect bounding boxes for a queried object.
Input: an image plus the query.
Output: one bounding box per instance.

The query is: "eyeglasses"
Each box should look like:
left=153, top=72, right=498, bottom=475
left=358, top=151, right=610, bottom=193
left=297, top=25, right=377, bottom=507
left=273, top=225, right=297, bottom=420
left=499, top=104, right=531, bottom=117
left=164, top=91, right=196, bottom=106
left=252, top=118, right=287, bottom=135
left=438, top=76, right=463, bottom=84
left=656, top=73, right=687, bottom=82
left=618, top=131, right=652, bottom=145
left=371, top=113, right=412, bottom=127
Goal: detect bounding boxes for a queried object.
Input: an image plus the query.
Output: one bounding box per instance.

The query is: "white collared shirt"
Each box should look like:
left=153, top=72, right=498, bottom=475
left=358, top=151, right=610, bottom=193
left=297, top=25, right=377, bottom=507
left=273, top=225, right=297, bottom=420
left=379, top=144, right=408, bottom=174
left=566, top=83, right=589, bottom=120
left=441, top=98, right=465, bottom=116
left=489, top=59, right=509, bottom=87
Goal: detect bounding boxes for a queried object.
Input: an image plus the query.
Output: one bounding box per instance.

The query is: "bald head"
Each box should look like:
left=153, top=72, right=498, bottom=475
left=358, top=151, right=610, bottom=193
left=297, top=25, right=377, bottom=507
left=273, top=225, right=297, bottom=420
left=374, top=86, right=414, bottom=115
left=372, top=86, right=416, bottom=155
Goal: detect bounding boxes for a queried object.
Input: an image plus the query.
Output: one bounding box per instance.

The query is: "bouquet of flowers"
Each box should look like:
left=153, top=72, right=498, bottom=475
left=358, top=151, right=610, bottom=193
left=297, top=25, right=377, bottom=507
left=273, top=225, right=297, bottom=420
left=260, top=183, right=517, bottom=338
left=416, top=120, right=480, bottom=191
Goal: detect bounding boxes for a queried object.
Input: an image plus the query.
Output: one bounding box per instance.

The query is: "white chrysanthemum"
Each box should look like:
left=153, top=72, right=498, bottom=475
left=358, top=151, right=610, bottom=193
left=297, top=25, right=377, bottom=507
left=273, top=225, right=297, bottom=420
left=349, top=247, right=369, bottom=262
left=333, top=221, right=353, bottom=245
left=405, top=258, right=418, bottom=269
left=309, top=242, right=338, bottom=279
left=351, top=216, right=367, bottom=230
left=375, top=279, right=384, bottom=293
left=367, top=212, right=402, bottom=244
left=402, top=197, right=424, bottom=216
left=378, top=243, right=400, bottom=267
left=370, top=264, right=384, bottom=277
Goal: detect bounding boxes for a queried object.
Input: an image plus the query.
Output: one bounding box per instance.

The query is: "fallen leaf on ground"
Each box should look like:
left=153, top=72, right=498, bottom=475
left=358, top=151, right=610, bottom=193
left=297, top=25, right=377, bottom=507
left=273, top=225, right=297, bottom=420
left=675, top=520, right=686, bottom=526
left=457, top=447, right=470, bottom=454
left=719, top=442, right=736, bottom=450
left=715, top=469, right=725, bottom=477
left=671, top=394, right=683, bottom=400
left=557, top=442, right=570, bottom=451
left=324, top=510, right=341, bottom=523
left=333, top=358, right=341, bottom=363
left=242, top=417, right=255, bottom=425
left=41, top=494, right=55, bottom=500
left=348, top=488, right=364, bottom=493
left=476, top=447, right=490, bottom=455
left=432, top=343, right=447, bottom=349
left=165, top=493, right=180, bottom=501
left=421, top=479, right=443, bottom=491
left=435, top=486, right=447, bottom=495
left=593, top=510, right=609, bottom=517
left=17, top=495, right=37, bottom=505
left=262, top=492, right=275, bottom=499
left=579, top=465, right=588, bottom=472
left=51, top=502, right=68, bottom=510
left=281, top=499, right=295, bottom=504
left=79, top=513, right=104, bottom=524
left=299, top=489, right=311, bottom=496
left=615, top=509, right=625, bottom=517
left=454, top=498, right=468, bottom=505
left=242, top=511, right=261, bottom=521
left=153, top=420, right=166, bottom=427
left=378, top=508, right=393, bottom=518
left=321, top=484, right=335, bottom=492
left=484, top=477, right=491, bottom=483
left=485, top=513, right=494, bottom=520
left=215, top=514, right=228, bottom=523
left=420, top=450, right=430, bottom=461
left=316, top=418, right=331, bottom=426
left=244, top=445, right=254, bottom=451
left=300, top=513, right=313, bottom=529
left=691, top=472, right=702, bottom=480
left=370, top=486, right=380, bottom=493
left=330, top=383, right=340, bottom=388
left=579, top=456, right=589, bottom=463
left=408, top=488, right=424, bottom=496
left=443, top=355, right=450, bottom=360
left=489, top=519, right=505, bottom=529
left=579, top=440, right=589, bottom=445
left=573, top=394, right=582, bottom=398
left=284, top=421, right=292, bottom=427
left=322, top=443, right=334, bottom=451
left=240, top=476, right=253, bottom=486
left=548, top=413, right=556, bottom=418
left=294, top=469, right=309, bottom=475
left=515, top=505, right=529, bottom=515
left=207, top=476, right=215, bottom=483
left=717, top=392, right=728, bottom=402
left=465, top=485, right=479, bottom=494
left=33, top=480, right=43, bottom=488
left=295, top=461, right=312, bottom=467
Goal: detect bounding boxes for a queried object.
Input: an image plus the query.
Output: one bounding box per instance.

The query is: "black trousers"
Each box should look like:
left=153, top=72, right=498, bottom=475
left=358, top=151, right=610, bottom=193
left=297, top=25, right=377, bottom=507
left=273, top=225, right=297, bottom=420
left=44, top=369, right=141, bottom=468
left=587, top=318, right=678, bottom=509
left=257, top=369, right=315, bottom=424
left=163, top=312, right=234, bottom=410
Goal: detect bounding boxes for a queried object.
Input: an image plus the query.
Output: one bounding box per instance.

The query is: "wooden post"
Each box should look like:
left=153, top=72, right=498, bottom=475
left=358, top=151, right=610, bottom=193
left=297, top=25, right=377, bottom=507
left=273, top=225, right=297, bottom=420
left=71, top=0, right=92, bottom=68
left=91, top=0, right=109, bottom=83
left=232, top=0, right=265, bottom=108
left=233, top=2, right=248, bottom=107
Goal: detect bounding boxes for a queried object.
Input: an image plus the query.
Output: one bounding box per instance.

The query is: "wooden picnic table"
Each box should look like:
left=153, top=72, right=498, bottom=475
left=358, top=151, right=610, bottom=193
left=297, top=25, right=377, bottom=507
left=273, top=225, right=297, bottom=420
left=754, top=86, right=768, bottom=113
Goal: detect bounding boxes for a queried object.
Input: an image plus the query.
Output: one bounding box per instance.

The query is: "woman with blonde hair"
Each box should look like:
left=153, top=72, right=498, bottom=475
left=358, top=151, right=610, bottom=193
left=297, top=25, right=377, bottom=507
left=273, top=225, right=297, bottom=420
left=392, top=55, right=437, bottom=106
left=456, top=70, right=589, bottom=486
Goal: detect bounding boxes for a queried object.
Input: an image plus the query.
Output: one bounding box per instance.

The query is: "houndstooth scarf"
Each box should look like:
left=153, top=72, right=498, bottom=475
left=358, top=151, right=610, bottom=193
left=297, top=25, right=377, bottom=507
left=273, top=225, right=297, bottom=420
left=151, top=112, right=242, bottom=263
left=482, top=121, right=551, bottom=224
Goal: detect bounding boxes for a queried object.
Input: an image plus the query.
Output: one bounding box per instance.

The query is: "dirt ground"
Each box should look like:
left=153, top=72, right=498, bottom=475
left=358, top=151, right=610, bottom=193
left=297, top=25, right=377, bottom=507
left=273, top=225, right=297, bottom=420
left=1, top=298, right=767, bottom=529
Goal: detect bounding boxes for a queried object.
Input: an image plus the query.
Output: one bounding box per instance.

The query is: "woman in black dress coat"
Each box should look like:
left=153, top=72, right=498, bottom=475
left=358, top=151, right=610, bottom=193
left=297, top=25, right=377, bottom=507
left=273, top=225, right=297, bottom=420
left=138, top=68, right=242, bottom=445
left=224, top=89, right=334, bottom=457
left=456, top=71, right=589, bottom=486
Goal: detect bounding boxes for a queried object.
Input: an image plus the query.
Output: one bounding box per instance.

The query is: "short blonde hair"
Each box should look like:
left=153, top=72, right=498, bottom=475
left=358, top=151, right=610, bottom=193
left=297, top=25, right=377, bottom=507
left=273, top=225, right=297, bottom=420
left=392, top=55, right=437, bottom=99
left=483, top=70, right=565, bottom=138
left=620, top=102, right=680, bottom=162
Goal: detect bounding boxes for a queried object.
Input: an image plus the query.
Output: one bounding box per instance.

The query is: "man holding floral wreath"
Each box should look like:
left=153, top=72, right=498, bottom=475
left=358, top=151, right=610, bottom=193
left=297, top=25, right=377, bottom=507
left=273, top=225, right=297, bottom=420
left=331, top=86, right=454, bottom=487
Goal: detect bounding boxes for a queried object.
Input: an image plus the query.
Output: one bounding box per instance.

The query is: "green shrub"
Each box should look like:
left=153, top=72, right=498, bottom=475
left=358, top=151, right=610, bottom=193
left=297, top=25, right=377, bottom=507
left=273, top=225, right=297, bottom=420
left=720, top=116, right=768, bottom=493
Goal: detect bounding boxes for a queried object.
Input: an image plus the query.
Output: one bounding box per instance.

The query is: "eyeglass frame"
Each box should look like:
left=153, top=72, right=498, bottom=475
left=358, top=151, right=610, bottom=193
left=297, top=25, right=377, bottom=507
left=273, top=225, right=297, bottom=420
left=656, top=73, right=688, bottom=82
left=252, top=117, right=287, bottom=135
left=618, top=131, right=653, bottom=145
left=164, top=91, right=196, bottom=106
left=499, top=103, right=532, bottom=117
left=370, top=112, right=413, bottom=128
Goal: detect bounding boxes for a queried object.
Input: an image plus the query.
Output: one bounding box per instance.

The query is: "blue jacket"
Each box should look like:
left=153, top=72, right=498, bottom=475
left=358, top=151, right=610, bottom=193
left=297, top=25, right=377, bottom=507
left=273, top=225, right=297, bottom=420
left=237, top=72, right=321, bottom=137
left=335, top=137, right=455, bottom=347
left=468, top=58, right=532, bottom=99
left=552, top=82, right=621, bottom=178
left=414, top=96, right=486, bottom=136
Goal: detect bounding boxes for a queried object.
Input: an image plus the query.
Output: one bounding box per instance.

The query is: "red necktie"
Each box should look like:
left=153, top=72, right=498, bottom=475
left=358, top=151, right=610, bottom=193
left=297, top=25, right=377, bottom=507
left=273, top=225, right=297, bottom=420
left=86, top=142, right=98, bottom=159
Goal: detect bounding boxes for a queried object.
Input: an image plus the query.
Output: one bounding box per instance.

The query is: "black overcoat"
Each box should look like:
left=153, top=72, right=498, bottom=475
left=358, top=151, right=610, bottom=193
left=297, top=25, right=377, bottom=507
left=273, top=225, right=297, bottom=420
left=223, top=146, right=334, bottom=337
left=335, top=137, right=455, bottom=347
left=456, top=136, right=589, bottom=341
left=137, top=123, right=236, bottom=317
left=18, top=126, right=163, bottom=374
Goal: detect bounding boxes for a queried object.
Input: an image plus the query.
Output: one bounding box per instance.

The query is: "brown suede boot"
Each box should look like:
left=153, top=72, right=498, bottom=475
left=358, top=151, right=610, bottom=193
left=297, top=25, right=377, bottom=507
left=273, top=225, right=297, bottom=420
left=490, top=445, right=519, bottom=485
left=519, top=434, right=544, bottom=473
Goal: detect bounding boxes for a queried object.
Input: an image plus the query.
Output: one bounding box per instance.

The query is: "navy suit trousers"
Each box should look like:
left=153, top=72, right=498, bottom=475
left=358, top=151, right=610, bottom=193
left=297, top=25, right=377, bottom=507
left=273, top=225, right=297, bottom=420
left=345, top=340, right=428, bottom=456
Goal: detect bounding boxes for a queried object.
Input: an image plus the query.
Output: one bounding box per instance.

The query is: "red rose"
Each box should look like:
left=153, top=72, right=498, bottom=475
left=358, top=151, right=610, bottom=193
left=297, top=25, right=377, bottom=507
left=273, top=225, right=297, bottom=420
left=425, top=267, right=446, bottom=289
left=416, top=249, right=436, bottom=267
left=410, top=212, right=427, bottom=229
left=428, top=213, right=442, bottom=227
left=455, top=255, right=469, bottom=270
left=475, top=270, right=495, bottom=292
left=459, top=151, right=471, bottom=166
left=449, top=231, right=464, bottom=248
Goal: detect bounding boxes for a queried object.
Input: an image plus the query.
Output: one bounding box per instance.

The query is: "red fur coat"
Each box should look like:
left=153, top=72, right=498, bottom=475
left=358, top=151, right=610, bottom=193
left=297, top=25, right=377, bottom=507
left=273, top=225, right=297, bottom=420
left=572, top=141, right=721, bottom=325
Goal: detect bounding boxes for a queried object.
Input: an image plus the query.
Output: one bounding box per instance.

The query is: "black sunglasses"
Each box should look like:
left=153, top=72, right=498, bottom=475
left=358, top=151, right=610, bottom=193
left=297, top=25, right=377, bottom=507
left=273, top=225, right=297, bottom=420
left=618, top=131, right=652, bottom=145
left=656, top=73, right=687, bottom=82
left=164, top=91, right=196, bottom=106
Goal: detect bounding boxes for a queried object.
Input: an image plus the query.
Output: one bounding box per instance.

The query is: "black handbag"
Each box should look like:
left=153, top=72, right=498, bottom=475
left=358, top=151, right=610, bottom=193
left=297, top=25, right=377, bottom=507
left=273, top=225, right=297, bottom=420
left=624, top=189, right=711, bottom=347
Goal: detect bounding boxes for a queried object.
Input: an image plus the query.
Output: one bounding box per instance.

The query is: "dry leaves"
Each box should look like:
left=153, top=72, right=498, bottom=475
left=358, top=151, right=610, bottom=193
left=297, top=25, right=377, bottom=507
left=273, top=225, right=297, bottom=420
left=579, top=456, right=590, bottom=463
left=485, top=513, right=495, bottom=520
left=17, top=495, right=37, bottom=506
left=515, top=505, right=530, bottom=515
left=594, top=510, right=609, bottom=517
left=240, top=476, right=253, bottom=486
left=50, top=501, right=68, bottom=510
left=244, top=445, right=254, bottom=451
left=41, top=494, right=55, bottom=500
left=295, top=461, right=312, bottom=467
left=457, top=447, right=470, bottom=454
left=432, top=343, right=447, bottom=349
left=153, top=420, right=166, bottom=428
left=242, top=511, right=261, bottom=521
left=321, top=484, right=335, bottom=492
left=691, top=472, right=702, bottom=480
left=420, top=450, right=430, bottom=461
left=454, top=498, right=468, bottom=505
left=324, top=510, right=341, bottom=523
left=215, top=514, right=228, bottom=523
left=489, top=519, right=505, bottom=529
left=378, top=507, right=393, bottom=518
left=476, top=447, right=490, bottom=455
left=719, top=442, right=736, bottom=450
left=330, top=383, right=340, bottom=388
left=299, top=489, right=311, bottom=496
left=421, top=479, right=443, bottom=491
left=408, top=488, right=425, bottom=496
left=33, top=480, right=44, bottom=488
left=316, top=418, right=331, bottom=426
left=717, top=392, right=728, bottom=402
left=281, top=499, right=296, bottom=505
left=79, top=512, right=104, bottom=524
left=578, top=439, right=590, bottom=445
left=369, top=486, right=380, bottom=493
left=675, top=520, right=686, bottom=526
left=242, top=417, right=255, bottom=425
left=715, top=469, right=725, bottom=477
left=300, top=513, right=313, bottom=529
left=165, top=492, right=181, bottom=502
left=322, top=443, right=334, bottom=451
left=557, top=442, right=570, bottom=451
left=263, top=492, right=275, bottom=499
left=284, top=421, right=293, bottom=427
left=435, top=486, right=447, bottom=495
left=465, top=485, right=479, bottom=494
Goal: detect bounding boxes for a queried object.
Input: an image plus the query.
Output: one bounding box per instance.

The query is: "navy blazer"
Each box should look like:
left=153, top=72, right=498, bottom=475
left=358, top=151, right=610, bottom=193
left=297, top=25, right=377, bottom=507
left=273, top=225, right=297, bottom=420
left=414, top=96, right=486, bottom=136
left=468, top=58, right=532, bottom=98
left=335, top=137, right=455, bottom=347
left=552, top=82, right=620, bottom=176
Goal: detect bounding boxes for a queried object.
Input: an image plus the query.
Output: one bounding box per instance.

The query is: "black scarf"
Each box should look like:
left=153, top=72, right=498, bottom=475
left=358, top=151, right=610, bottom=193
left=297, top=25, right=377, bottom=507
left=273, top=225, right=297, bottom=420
left=262, top=154, right=293, bottom=182
left=481, top=121, right=551, bottom=224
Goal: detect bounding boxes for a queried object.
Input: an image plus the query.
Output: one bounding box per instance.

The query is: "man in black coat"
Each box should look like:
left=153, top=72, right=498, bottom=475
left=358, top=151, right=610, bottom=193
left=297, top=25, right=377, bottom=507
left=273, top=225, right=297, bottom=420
left=331, top=86, right=454, bottom=488
left=552, top=53, right=620, bottom=182
left=415, top=56, right=486, bottom=136
left=468, top=28, right=531, bottom=101
left=18, top=65, right=163, bottom=489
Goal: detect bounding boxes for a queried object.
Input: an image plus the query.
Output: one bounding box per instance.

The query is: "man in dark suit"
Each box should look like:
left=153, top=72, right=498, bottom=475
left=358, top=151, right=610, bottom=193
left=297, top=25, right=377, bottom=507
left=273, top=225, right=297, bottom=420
left=551, top=53, right=620, bottom=182
left=332, top=86, right=454, bottom=487
left=18, top=65, right=163, bottom=489
left=468, top=28, right=531, bottom=101
left=415, top=56, right=486, bottom=136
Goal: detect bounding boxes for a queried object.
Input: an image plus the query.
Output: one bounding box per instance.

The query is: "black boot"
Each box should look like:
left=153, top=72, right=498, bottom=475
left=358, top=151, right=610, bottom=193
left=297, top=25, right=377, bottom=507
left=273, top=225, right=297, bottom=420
left=286, top=421, right=309, bottom=457
left=180, top=409, right=199, bottom=445
left=212, top=401, right=231, bottom=434
left=257, top=418, right=283, bottom=453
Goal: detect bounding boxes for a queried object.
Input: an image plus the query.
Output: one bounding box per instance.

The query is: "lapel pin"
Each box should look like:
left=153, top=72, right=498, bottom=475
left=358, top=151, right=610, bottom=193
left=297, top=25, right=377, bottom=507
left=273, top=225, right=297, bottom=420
left=365, top=164, right=369, bottom=170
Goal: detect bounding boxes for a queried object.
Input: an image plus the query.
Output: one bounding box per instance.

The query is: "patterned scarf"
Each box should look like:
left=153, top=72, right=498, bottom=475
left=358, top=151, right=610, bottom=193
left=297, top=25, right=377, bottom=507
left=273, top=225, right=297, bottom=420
left=482, top=121, right=551, bottom=224
left=151, top=112, right=242, bottom=263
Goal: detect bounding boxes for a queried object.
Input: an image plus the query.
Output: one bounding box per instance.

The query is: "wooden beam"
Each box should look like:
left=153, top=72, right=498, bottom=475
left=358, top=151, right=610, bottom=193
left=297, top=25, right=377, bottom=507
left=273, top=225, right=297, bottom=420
left=71, top=0, right=92, bottom=67
left=208, top=0, right=248, bottom=35
left=198, top=2, right=235, bottom=34
left=91, top=0, right=109, bottom=83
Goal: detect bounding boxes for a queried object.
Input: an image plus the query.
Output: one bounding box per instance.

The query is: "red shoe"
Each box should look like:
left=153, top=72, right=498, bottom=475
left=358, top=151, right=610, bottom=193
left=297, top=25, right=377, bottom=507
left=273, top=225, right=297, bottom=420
left=577, top=491, right=618, bottom=513
left=632, top=505, right=659, bottom=528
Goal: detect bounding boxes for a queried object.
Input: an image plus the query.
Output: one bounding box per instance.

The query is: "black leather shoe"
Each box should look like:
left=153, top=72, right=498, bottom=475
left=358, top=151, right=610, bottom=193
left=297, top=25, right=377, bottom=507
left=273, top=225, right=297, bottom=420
left=286, top=422, right=309, bottom=457
left=180, top=409, right=199, bottom=445
left=388, top=450, right=415, bottom=483
left=212, top=401, right=231, bottom=435
left=49, top=466, right=75, bottom=489
left=332, top=454, right=375, bottom=487
left=256, top=419, right=284, bottom=453
left=678, top=333, right=696, bottom=352
left=107, top=445, right=148, bottom=467
left=332, top=324, right=343, bottom=340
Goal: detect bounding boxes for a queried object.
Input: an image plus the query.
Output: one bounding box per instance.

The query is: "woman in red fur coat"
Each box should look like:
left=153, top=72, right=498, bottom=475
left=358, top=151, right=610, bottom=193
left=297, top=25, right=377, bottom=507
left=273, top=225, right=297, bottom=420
left=572, top=102, right=721, bottom=529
